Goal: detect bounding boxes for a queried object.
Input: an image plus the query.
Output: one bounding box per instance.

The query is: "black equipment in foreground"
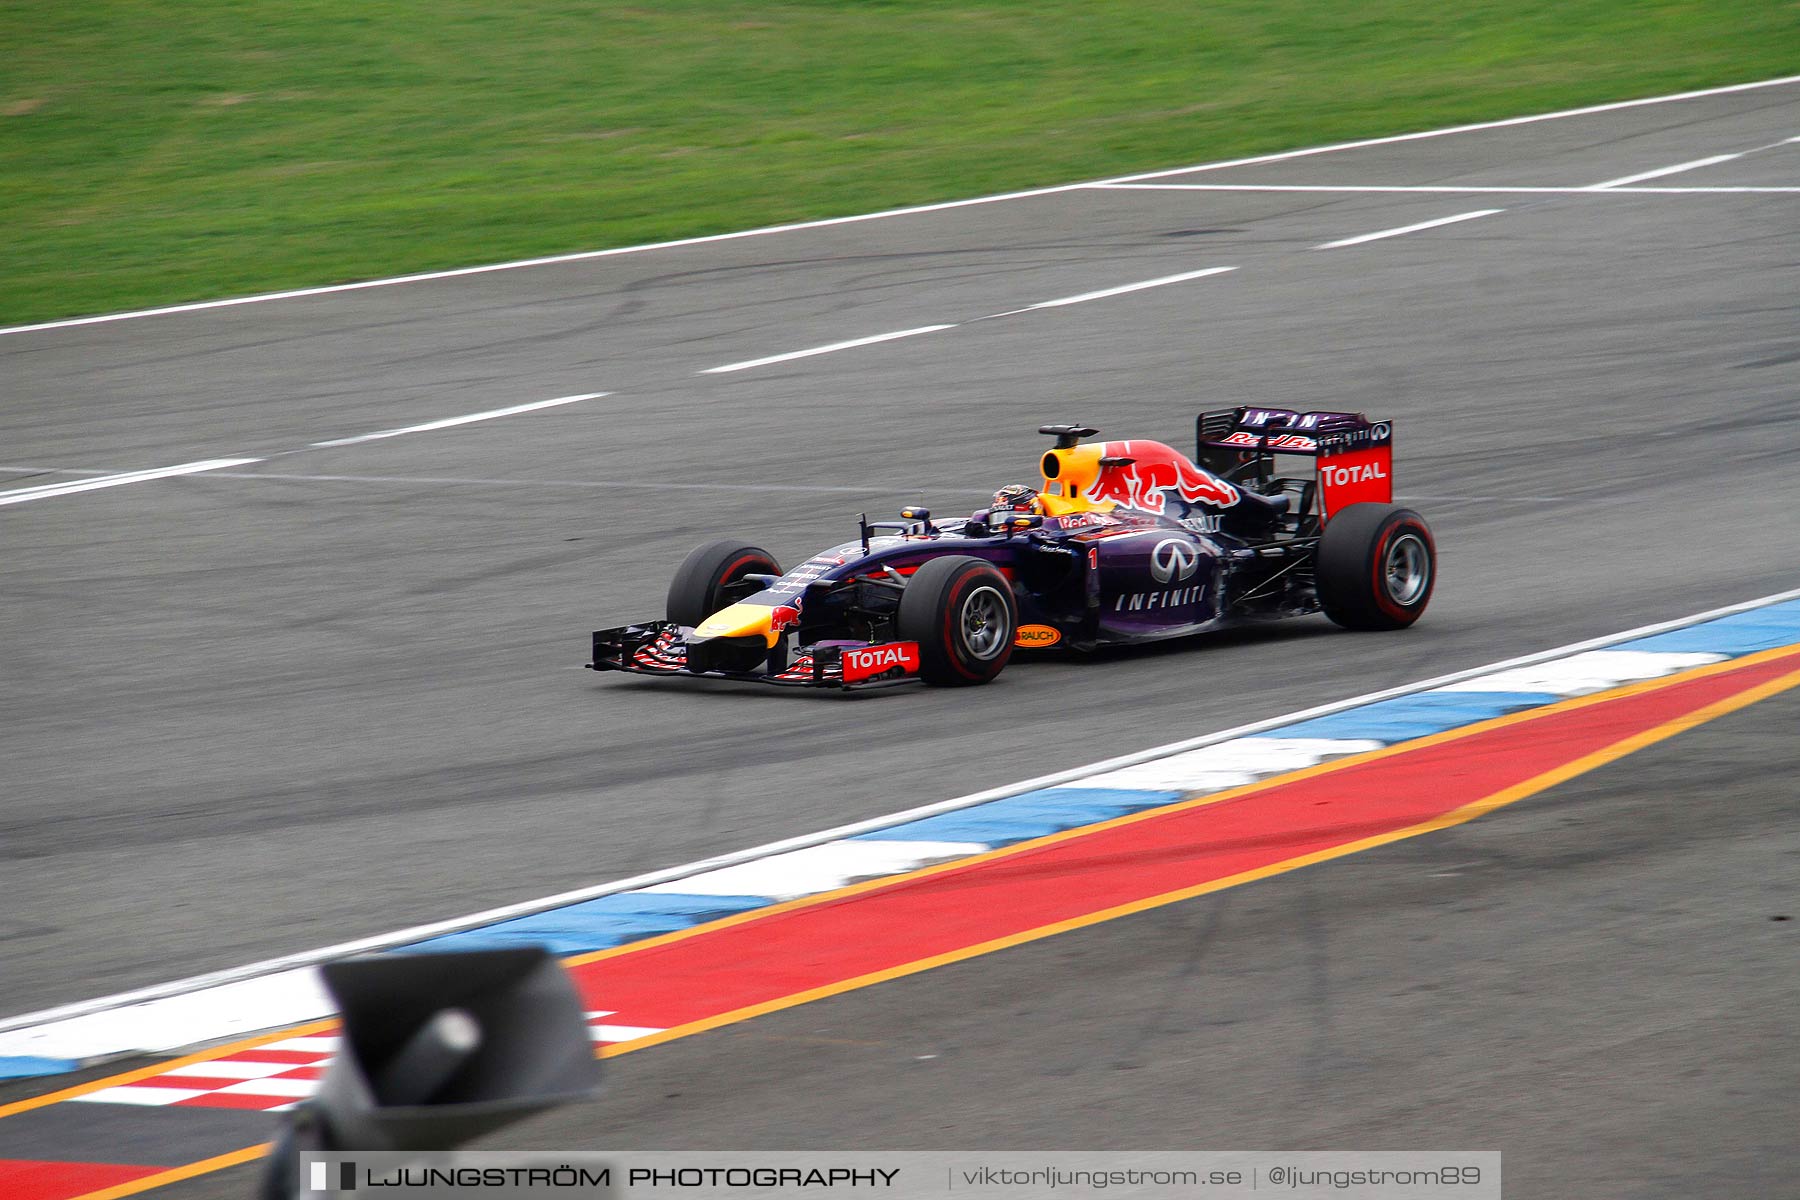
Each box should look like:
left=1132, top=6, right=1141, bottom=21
left=260, top=947, right=602, bottom=1198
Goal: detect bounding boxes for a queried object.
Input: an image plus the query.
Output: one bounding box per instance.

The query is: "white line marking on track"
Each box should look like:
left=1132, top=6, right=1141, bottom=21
left=205, top=470, right=897, bottom=494
left=1015, top=265, right=1237, bottom=310
left=641, top=840, right=990, bottom=901
left=1586, top=152, right=1745, bottom=189
left=5, top=73, right=1796, bottom=338
left=701, top=326, right=955, bottom=374
left=309, top=392, right=606, bottom=446
left=3, top=464, right=914, bottom=492
left=1314, top=209, right=1503, bottom=249
left=704, top=267, right=1235, bottom=372
left=1095, top=182, right=1800, bottom=195
left=0, top=458, right=264, bottom=507
left=0, top=393, right=608, bottom=508
left=0, top=466, right=919, bottom=495
left=7, top=582, right=1798, bottom=1044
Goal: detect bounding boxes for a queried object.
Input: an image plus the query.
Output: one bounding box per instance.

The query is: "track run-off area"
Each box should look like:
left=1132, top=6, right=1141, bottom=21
left=3, top=76, right=1798, bottom=1198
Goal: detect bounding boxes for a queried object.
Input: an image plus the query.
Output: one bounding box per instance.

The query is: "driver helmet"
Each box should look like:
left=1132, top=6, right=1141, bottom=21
left=991, top=483, right=1040, bottom=514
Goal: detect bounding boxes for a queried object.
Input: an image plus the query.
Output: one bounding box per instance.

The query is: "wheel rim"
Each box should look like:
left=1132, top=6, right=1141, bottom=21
left=1383, top=532, right=1430, bottom=606
left=959, top=585, right=1009, bottom=660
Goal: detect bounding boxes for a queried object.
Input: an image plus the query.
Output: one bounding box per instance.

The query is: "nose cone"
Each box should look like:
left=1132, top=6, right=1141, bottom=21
left=693, top=601, right=778, bottom=646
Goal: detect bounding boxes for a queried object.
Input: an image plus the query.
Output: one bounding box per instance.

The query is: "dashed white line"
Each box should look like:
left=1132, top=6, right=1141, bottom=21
left=205, top=470, right=891, bottom=494
left=1586, top=152, right=1745, bottom=189
left=0, top=466, right=909, bottom=495
left=0, top=462, right=951, bottom=496
left=701, top=266, right=1238, bottom=373
left=0, top=393, right=608, bottom=507
left=1314, top=208, right=1504, bottom=249
left=4, top=73, right=1795, bottom=338
left=701, top=326, right=956, bottom=375
left=309, top=392, right=606, bottom=446
left=0, top=458, right=264, bottom=507
left=1015, top=265, right=1238, bottom=310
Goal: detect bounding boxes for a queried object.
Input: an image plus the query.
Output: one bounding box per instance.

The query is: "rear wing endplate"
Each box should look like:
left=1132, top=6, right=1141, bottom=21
left=1196, top=407, right=1394, bottom=520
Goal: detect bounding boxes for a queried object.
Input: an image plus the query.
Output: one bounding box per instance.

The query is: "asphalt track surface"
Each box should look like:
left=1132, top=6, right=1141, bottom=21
left=129, top=689, right=1792, bottom=1200
left=3, top=82, right=1798, bottom=1193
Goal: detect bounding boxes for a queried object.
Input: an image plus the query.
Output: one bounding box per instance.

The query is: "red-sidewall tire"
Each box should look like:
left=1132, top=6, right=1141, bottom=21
left=666, top=539, right=781, bottom=627
left=896, top=556, right=1017, bottom=686
left=1316, top=503, right=1436, bottom=631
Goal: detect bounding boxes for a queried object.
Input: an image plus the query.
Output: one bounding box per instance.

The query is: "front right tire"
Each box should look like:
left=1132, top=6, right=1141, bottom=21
left=897, top=556, right=1017, bottom=685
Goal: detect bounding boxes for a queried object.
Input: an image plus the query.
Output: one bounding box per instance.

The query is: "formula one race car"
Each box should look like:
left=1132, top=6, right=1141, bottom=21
left=589, top=409, right=1434, bottom=689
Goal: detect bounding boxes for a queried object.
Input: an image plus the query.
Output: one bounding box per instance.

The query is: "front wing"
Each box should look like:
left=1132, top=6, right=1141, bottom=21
left=588, top=622, right=922, bottom=690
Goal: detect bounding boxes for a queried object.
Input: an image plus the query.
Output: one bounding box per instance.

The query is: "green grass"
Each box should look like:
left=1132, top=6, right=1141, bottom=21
left=1, top=1, right=1794, bottom=324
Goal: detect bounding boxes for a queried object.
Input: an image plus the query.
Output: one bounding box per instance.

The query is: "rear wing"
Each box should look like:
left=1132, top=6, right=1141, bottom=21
left=1196, top=407, right=1393, bottom=520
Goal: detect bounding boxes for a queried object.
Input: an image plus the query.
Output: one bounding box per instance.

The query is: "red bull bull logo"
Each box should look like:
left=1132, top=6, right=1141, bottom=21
left=1083, top=441, right=1240, bottom=514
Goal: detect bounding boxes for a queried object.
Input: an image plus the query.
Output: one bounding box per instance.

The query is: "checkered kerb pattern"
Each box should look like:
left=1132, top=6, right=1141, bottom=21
left=69, top=1014, right=661, bottom=1111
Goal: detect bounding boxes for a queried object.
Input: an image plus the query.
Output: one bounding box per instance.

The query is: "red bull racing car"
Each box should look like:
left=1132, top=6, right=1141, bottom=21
left=589, top=409, right=1435, bottom=689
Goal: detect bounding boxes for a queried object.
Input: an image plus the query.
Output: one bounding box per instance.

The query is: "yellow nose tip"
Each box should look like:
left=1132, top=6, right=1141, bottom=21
left=693, top=602, right=779, bottom=646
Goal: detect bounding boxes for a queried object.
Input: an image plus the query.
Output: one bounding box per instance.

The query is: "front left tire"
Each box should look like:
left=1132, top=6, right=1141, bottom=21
left=666, top=539, right=781, bottom=627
